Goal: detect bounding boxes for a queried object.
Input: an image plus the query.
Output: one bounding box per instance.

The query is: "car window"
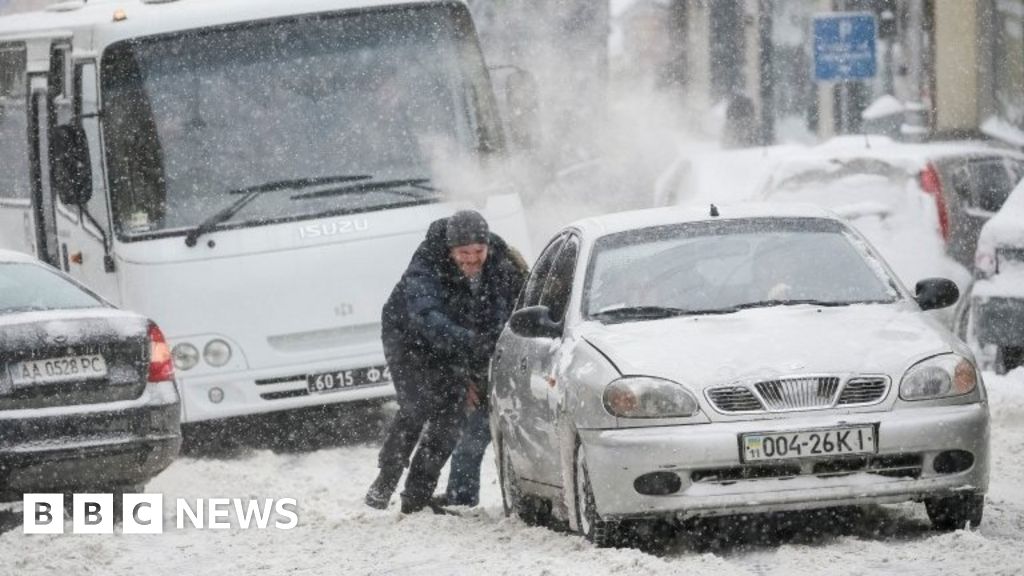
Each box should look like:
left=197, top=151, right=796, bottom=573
left=538, top=235, right=580, bottom=323
left=965, top=158, right=1016, bottom=213
left=518, top=234, right=566, bottom=309
left=0, top=263, right=104, bottom=313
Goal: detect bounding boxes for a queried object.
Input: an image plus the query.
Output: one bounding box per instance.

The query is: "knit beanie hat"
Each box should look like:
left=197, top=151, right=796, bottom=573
left=446, top=210, right=490, bottom=247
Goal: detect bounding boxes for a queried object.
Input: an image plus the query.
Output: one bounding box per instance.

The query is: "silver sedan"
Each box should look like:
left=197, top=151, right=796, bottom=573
left=489, top=204, right=989, bottom=547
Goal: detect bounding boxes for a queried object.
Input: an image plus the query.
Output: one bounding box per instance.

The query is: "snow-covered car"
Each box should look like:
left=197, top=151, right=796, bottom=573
left=757, top=138, right=1024, bottom=276
left=0, top=250, right=181, bottom=500
left=489, top=204, right=989, bottom=547
left=653, top=144, right=802, bottom=208
left=962, top=180, right=1024, bottom=374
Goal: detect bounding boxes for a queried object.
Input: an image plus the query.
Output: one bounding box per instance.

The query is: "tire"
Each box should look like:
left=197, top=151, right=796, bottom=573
left=498, top=439, right=549, bottom=526
left=926, top=493, right=984, bottom=531
left=997, top=346, right=1024, bottom=375
left=574, top=441, right=621, bottom=547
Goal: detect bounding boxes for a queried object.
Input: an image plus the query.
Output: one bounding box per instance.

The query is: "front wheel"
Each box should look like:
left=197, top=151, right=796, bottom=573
left=574, top=442, right=622, bottom=547
left=926, top=493, right=984, bottom=531
left=498, top=439, right=549, bottom=526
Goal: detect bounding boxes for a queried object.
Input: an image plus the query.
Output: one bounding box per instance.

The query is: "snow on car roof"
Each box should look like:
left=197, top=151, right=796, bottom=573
left=979, top=179, right=1024, bottom=251
left=761, top=138, right=1024, bottom=191
left=571, top=202, right=838, bottom=239
left=0, top=0, right=457, bottom=44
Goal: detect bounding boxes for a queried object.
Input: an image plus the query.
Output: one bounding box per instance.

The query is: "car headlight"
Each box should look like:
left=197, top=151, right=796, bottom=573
left=899, top=354, right=977, bottom=401
left=204, top=339, right=232, bottom=367
left=171, top=343, right=199, bottom=371
left=603, top=376, right=699, bottom=418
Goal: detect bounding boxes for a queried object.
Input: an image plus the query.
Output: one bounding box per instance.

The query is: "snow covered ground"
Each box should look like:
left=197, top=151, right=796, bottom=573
left=1, top=368, right=1022, bottom=576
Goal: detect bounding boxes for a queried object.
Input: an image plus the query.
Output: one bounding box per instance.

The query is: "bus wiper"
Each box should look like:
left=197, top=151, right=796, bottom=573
left=185, top=174, right=372, bottom=247
left=227, top=174, right=372, bottom=195
left=291, top=178, right=436, bottom=201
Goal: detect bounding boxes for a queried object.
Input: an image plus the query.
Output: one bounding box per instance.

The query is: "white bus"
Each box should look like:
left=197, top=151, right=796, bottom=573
left=0, top=0, right=531, bottom=428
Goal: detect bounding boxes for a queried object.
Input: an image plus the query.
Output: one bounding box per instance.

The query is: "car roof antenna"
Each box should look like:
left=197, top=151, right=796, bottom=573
left=710, top=204, right=720, bottom=217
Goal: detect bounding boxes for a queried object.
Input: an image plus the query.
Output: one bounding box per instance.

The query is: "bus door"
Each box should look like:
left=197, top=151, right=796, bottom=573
left=24, top=39, right=70, bottom=268
left=0, top=42, right=35, bottom=254
left=52, top=57, right=120, bottom=301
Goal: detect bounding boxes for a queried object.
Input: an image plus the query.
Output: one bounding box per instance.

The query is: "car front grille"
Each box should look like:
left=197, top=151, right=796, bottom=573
left=755, top=377, right=840, bottom=410
left=706, top=375, right=890, bottom=414
left=691, top=454, right=923, bottom=484
left=706, top=387, right=764, bottom=412
left=836, top=377, right=889, bottom=406
left=997, top=247, right=1024, bottom=268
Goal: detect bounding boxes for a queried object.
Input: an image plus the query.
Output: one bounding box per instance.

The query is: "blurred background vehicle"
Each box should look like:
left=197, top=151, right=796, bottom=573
left=957, top=180, right=1024, bottom=374
left=0, top=250, right=180, bottom=501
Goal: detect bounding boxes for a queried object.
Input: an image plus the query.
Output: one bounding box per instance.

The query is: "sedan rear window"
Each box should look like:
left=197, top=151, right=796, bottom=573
left=0, top=263, right=104, bottom=313
left=585, top=218, right=899, bottom=320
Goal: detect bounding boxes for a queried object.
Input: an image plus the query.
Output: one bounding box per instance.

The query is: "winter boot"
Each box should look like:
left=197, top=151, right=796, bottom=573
left=364, top=465, right=402, bottom=510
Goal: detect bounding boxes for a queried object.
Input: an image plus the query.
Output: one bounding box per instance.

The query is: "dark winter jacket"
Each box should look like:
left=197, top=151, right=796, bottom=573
left=381, top=218, right=528, bottom=386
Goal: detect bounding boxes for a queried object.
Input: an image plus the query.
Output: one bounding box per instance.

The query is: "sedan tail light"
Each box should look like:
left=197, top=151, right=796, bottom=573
left=919, top=163, right=951, bottom=243
left=148, top=321, right=175, bottom=382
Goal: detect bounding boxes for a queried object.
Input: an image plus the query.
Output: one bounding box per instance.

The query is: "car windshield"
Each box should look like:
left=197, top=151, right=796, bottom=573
left=101, top=5, right=499, bottom=238
left=585, top=218, right=899, bottom=320
left=0, top=263, right=104, bottom=313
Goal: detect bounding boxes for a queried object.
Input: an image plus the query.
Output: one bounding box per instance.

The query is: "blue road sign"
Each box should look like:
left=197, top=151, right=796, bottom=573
left=813, top=13, right=877, bottom=82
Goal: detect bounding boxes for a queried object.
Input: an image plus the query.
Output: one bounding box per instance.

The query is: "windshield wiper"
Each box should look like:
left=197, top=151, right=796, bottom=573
left=290, top=178, right=436, bottom=201
left=184, top=174, right=372, bottom=247
left=732, top=299, right=858, bottom=310
left=591, top=305, right=733, bottom=322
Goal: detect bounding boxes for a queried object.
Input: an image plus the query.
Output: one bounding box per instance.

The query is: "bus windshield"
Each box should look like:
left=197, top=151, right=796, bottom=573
left=101, top=5, right=500, bottom=239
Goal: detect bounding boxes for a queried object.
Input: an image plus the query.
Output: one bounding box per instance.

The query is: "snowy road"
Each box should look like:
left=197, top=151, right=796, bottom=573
left=1, top=370, right=1022, bottom=576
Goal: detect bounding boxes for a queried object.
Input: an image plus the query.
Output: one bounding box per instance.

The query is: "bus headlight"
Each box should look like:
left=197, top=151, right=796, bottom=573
left=172, top=343, right=200, bottom=371
left=204, top=339, right=232, bottom=367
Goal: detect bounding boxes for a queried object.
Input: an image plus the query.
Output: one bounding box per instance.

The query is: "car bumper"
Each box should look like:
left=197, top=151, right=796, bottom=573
left=0, top=381, right=182, bottom=497
left=974, top=296, right=1024, bottom=345
left=177, top=352, right=395, bottom=423
left=578, top=403, right=989, bottom=520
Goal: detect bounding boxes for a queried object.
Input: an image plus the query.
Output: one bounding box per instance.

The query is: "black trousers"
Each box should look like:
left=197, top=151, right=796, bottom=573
left=377, top=350, right=467, bottom=505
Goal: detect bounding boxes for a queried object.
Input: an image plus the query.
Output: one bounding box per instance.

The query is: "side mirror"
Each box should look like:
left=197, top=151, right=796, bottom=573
left=915, top=278, right=960, bottom=311
left=509, top=305, right=563, bottom=339
left=490, top=66, right=540, bottom=151
left=50, top=124, right=93, bottom=206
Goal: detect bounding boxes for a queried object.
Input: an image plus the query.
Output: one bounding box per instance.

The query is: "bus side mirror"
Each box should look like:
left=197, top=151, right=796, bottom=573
left=50, top=124, right=93, bottom=206
left=491, top=66, right=541, bottom=151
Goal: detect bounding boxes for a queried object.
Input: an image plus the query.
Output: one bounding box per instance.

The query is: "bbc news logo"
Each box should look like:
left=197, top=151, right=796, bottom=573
left=23, top=494, right=298, bottom=534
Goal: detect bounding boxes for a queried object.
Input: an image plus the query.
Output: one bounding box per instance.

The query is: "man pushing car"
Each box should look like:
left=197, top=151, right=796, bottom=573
left=365, top=210, right=527, bottom=513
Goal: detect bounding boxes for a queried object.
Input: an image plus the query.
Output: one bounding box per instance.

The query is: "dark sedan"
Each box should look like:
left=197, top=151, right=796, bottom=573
left=0, top=250, right=181, bottom=500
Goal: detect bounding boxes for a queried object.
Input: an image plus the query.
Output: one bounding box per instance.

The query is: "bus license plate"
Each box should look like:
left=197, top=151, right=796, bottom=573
left=741, top=425, right=876, bottom=462
left=307, top=365, right=391, bottom=394
left=9, top=354, right=108, bottom=387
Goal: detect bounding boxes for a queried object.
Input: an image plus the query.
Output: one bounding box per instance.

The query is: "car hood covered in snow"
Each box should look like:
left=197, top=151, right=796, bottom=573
left=578, top=302, right=960, bottom=391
